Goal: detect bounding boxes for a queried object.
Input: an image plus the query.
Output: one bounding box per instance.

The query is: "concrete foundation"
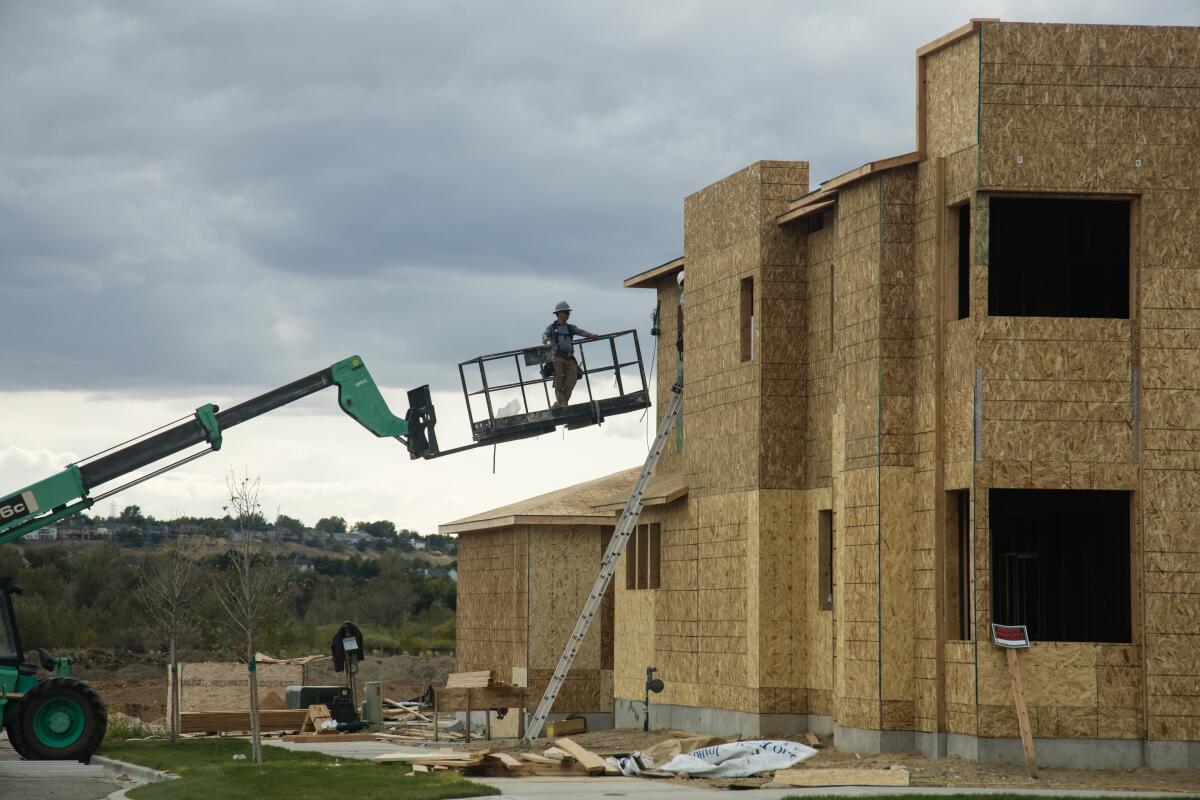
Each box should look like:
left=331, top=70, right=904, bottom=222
left=1145, top=740, right=1200, bottom=770
left=611, top=705, right=1198, bottom=770
left=834, top=725, right=915, bottom=754
left=616, top=700, right=828, bottom=738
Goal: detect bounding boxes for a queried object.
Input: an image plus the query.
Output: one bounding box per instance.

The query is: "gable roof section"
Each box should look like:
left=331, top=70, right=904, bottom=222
left=776, top=151, right=919, bottom=226
left=625, top=256, right=684, bottom=289
left=440, top=468, right=687, bottom=534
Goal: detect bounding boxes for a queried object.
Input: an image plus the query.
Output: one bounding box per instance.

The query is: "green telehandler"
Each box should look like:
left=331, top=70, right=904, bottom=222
left=0, top=355, right=443, bottom=761
left=0, top=333, right=653, bottom=761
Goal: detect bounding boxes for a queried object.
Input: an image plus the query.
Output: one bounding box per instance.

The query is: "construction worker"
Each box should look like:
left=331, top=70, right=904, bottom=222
left=542, top=301, right=598, bottom=408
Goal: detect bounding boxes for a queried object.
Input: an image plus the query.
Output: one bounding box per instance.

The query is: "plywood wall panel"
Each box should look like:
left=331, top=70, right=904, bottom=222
left=456, top=528, right=528, bottom=676
left=528, top=526, right=605, bottom=670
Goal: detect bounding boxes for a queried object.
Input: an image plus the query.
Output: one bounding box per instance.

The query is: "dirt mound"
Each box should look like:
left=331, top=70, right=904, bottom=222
left=115, top=663, right=162, bottom=681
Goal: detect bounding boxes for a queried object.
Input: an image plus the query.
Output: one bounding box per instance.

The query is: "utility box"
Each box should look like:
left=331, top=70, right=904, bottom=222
left=285, top=685, right=346, bottom=710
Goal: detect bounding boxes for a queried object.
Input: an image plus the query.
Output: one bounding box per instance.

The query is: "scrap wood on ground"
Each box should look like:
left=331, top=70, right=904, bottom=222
left=375, top=736, right=621, bottom=778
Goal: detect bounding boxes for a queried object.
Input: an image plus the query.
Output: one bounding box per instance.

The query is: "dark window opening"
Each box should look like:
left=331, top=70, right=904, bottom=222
left=956, top=204, right=970, bottom=319
left=626, top=523, right=661, bottom=591
left=989, top=197, right=1130, bottom=318
left=740, top=277, right=754, bottom=362
left=990, top=489, right=1131, bottom=643
left=818, top=509, right=833, bottom=610
left=807, top=211, right=825, bottom=233
left=945, top=490, right=972, bottom=640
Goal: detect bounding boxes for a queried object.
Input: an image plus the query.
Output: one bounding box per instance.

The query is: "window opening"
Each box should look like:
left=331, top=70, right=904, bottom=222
left=990, top=489, right=1131, bottom=643
left=988, top=197, right=1130, bottom=318
left=956, top=204, right=970, bottom=319
left=945, top=490, right=972, bottom=640
left=818, top=509, right=833, bottom=610
left=740, top=277, right=754, bottom=362
left=626, top=523, right=661, bottom=591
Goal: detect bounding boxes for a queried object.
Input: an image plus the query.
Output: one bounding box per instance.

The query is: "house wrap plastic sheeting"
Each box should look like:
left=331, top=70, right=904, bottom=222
left=619, top=739, right=817, bottom=778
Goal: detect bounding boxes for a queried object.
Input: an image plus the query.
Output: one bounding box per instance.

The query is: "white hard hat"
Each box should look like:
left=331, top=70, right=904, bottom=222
left=554, top=301, right=572, bottom=313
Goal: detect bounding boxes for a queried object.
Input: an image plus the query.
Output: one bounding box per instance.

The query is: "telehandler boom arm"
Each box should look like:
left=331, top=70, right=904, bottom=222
left=0, top=355, right=439, bottom=547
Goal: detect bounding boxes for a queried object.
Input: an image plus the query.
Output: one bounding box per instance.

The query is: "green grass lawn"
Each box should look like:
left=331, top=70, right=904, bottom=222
left=100, top=738, right=498, bottom=800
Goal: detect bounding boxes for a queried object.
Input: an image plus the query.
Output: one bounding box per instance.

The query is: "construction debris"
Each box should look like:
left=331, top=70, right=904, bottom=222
left=618, top=738, right=817, bottom=778
left=374, top=737, right=619, bottom=779
left=546, top=716, right=587, bottom=737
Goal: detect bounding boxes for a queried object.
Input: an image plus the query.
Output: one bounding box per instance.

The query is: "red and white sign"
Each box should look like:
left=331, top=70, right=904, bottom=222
left=991, top=624, right=1030, bottom=648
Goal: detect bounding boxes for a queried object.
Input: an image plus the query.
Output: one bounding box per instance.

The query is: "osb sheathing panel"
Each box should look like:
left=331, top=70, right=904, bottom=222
left=176, top=662, right=304, bottom=713
left=528, top=525, right=606, bottom=670
left=879, top=467, right=915, bottom=729
left=652, top=274, right=686, bottom=478
left=978, top=22, right=1200, bottom=193
left=806, top=221, right=837, bottom=488
left=945, top=641, right=978, bottom=735
left=925, top=34, right=980, bottom=160
left=909, top=158, right=942, bottom=734
left=756, top=489, right=807, bottom=691
left=456, top=528, right=528, bottom=675
left=974, top=644, right=1143, bottom=740
left=801, top=487, right=835, bottom=715
left=682, top=162, right=808, bottom=501
left=977, top=327, right=1134, bottom=464
left=526, top=668, right=611, bottom=713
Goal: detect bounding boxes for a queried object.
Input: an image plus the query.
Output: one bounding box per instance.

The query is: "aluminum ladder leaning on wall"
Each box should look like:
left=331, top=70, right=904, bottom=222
left=519, top=380, right=684, bottom=745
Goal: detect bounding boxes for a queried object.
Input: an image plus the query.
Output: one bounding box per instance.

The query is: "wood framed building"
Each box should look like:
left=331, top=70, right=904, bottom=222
left=443, top=469, right=686, bottom=735
left=451, top=19, right=1200, bottom=770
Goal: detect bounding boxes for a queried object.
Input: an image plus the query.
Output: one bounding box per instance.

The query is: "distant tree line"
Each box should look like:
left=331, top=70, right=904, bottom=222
left=0, top=543, right=456, bottom=657
left=35, top=505, right=457, bottom=557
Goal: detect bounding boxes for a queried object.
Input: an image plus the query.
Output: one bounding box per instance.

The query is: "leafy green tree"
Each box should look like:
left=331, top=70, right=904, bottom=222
left=275, top=514, right=305, bottom=533
left=119, top=505, right=145, bottom=525
left=357, top=520, right=395, bottom=538
left=423, top=534, right=457, bottom=554
left=315, top=516, right=347, bottom=533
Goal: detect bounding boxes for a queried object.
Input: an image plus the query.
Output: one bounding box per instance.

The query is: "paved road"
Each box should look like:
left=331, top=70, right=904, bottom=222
left=0, top=736, right=122, bottom=800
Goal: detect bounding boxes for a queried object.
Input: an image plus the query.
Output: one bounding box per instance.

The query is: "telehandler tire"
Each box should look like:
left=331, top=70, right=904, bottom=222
left=12, top=678, right=107, bottom=762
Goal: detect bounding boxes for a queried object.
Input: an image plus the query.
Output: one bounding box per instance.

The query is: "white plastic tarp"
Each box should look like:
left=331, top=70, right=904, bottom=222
left=620, top=739, right=817, bottom=778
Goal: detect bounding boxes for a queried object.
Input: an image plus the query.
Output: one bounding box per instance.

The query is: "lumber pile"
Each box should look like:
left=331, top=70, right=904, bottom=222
left=546, top=716, right=587, bottom=737
left=179, top=710, right=308, bottom=734
left=377, top=698, right=463, bottom=741
left=375, top=736, right=618, bottom=778
left=444, top=670, right=492, bottom=688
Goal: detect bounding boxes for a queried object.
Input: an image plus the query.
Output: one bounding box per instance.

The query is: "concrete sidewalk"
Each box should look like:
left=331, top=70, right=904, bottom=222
left=263, top=740, right=1200, bottom=800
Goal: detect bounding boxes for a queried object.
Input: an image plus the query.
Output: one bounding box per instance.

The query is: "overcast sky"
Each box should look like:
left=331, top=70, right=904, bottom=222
left=3, top=1, right=1197, bottom=532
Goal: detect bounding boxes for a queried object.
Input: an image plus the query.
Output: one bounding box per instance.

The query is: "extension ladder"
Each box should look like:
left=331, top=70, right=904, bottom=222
left=520, top=382, right=684, bottom=744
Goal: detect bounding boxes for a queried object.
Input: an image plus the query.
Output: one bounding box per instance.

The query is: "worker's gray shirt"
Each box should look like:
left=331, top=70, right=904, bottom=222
left=544, top=322, right=585, bottom=357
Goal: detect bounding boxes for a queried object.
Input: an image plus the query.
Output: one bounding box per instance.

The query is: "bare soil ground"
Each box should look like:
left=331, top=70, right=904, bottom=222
left=67, top=650, right=455, bottom=724
left=464, top=728, right=1200, bottom=793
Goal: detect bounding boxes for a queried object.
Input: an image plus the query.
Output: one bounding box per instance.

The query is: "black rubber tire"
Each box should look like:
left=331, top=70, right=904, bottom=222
left=5, top=717, right=32, bottom=759
left=14, top=678, right=107, bottom=762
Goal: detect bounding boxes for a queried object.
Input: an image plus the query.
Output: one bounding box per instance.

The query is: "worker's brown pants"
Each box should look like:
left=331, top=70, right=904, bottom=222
left=552, top=356, right=578, bottom=407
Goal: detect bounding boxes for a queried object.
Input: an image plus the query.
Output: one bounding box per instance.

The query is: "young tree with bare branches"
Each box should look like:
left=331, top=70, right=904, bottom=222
left=215, top=469, right=289, bottom=764
left=135, top=529, right=200, bottom=742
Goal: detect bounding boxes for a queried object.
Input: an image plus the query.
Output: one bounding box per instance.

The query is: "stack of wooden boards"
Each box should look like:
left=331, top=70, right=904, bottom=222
left=376, top=737, right=617, bottom=778
left=179, top=710, right=308, bottom=734
left=444, top=670, right=495, bottom=689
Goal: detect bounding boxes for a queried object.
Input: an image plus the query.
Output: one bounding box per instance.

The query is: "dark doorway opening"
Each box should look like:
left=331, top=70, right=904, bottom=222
left=990, top=488, right=1131, bottom=643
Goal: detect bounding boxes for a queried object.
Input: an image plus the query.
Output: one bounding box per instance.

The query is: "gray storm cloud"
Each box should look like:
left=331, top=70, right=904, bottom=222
left=3, top=0, right=1196, bottom=394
